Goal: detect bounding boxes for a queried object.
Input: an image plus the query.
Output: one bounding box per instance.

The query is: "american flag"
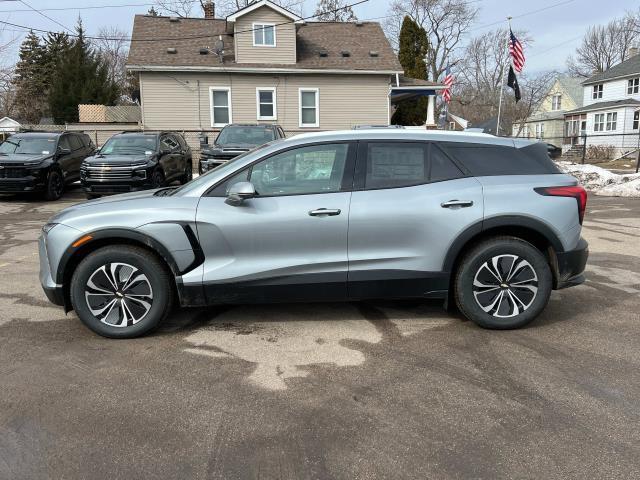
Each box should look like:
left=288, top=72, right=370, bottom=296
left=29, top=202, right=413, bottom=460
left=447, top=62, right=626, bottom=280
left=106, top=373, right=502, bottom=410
left=442, top=66, right=454, bottom=103
left=509, top=29, right=525, bottom=73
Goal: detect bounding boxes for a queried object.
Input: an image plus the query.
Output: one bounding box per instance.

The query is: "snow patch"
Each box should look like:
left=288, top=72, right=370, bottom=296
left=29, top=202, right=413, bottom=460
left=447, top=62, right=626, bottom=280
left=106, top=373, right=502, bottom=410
left=556, top=161, right=640, bottom=198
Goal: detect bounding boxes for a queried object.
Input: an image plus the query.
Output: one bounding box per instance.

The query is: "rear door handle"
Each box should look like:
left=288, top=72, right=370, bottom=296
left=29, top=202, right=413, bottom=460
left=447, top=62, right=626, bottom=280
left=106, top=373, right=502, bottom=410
left=309, top=208, right=341, bottom=217
left=441, top=200, right=474, bottom=208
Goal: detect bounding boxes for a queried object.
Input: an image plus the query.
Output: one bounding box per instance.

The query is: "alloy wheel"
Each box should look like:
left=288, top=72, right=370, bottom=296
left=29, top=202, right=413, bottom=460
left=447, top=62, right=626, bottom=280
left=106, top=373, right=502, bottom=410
left=85, top=262, right=153, bottom=327
left=472, top=254, right=538, bottom=318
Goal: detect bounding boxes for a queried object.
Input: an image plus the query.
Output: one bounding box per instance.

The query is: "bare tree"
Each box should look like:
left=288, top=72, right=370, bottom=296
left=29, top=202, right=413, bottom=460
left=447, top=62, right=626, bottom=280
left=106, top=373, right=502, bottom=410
left=154, top=0, right=206, bottom=17
left=384, top=0, right=478, bottom=81
left=314, top=0, right=357, bottom=22
left=154, top=0, right=303, bottom=18
left=0, top=27, right=18, bottom=117
left=567, top=13, right=639, bottom=78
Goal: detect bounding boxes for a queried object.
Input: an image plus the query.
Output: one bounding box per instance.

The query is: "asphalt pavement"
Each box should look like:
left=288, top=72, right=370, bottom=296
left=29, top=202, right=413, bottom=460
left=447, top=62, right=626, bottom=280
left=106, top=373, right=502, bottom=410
left=1, top=189, right=639, bottom=479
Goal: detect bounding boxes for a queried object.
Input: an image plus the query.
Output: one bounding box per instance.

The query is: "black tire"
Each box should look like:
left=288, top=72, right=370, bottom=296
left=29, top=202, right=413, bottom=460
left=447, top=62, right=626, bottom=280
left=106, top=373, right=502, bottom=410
left=151, top=168, right=165, bottom=188
left=182, top=163, right=193, bottom=184
left=70, top=246, right=175, bottom=338
left=454, top=236, right=552, bottom=330
left=43, top=169, right=64, bottom=201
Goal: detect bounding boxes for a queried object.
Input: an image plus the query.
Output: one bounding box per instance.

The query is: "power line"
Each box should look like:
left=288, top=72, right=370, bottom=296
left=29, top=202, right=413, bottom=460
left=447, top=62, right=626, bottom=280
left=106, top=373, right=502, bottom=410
left=0, top=0, right=371, bottom=42
left=0, top=1, right=198, bottom=13
left=17, top=0, right=73, bottom=33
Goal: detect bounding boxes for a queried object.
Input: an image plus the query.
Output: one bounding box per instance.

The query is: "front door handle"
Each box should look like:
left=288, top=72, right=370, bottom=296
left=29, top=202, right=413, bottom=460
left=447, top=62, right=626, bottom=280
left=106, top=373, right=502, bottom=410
left=441, top=200, right=474, bottom=208
left=309, top=208, right=341, bottom=217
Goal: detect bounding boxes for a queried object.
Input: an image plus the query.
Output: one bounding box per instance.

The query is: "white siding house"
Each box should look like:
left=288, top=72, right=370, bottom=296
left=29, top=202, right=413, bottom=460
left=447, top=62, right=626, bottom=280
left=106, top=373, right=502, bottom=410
left=565, top=53, right=640, bottom=156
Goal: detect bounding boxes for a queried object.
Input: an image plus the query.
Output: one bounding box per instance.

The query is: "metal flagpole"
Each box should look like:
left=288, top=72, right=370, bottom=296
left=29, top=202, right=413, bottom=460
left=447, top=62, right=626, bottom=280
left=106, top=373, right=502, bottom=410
left=496, top=16, right=512, bottom=136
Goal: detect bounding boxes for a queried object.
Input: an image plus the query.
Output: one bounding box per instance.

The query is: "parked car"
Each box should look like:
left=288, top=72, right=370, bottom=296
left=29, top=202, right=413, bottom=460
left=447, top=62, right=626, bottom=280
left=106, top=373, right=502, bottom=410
left=546, top=143, right=563, bottom=159
left=352, top=125, right=405, bottom=129
left=40, top=130, right=588, bottom=338
left=199, top=124, right=285, bottom=174
left=0, top=131, right=95, bottom=200
left=81, top=131, right=192, bottom=199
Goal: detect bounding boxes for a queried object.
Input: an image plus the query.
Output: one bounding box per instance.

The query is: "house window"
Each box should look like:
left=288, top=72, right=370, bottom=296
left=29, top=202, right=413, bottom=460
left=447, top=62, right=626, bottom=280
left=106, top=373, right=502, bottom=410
left=606, top=112, right=617, bottom=131
left=592, top=84, right=603, bottom=99
left=209, top=87, right=232, bottom=127
left=628, top=78, right=639, bottom=95
left=633, top=111, right=639, bottom=130
left=448, top=122, right=456, bottom=130
left=299, top=88, right=319, bottom=128
left=256, top=88, right=277, bottom=120
left=535, top=123, right=544, bottom=139
left=594, top=113, right=605, bottom=132
left=253, top=23, right=275, bottom=46
left=551, top=94, right=562, bottom=110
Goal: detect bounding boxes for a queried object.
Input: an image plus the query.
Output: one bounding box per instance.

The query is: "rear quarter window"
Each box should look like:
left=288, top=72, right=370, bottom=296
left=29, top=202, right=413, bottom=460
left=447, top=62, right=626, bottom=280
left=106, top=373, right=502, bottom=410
left=442, top=142, right=560, bottom=176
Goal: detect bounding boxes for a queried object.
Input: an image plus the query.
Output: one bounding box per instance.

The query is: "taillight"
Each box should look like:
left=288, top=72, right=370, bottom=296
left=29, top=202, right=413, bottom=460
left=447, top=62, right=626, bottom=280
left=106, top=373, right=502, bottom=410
left=535, top=185, right=588, bottom=225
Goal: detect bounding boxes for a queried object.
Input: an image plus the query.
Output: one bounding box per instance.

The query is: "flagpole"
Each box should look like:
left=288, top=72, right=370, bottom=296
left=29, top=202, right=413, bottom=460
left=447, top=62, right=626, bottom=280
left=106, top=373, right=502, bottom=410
left=496, top=16, right=512, bottom=136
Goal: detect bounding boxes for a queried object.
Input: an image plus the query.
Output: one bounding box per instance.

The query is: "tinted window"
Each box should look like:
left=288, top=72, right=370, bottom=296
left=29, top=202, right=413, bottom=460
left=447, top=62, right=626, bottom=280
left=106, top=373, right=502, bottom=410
left=249, top=143, right=349, bottom=196
left=442, top=142, right=560, bottom=176
left=365, top=143, right=426, bottom=189
left=161, top=135, right=179, bottom=152
left=101, top=135, right=157, bottom=155
left=430, top=144, right=463, bottom=182
left=58, top=136, right=71, bottom=151
left=68, top=134, right=83, bottom=151
left=216, top=126, right=276, bottom=146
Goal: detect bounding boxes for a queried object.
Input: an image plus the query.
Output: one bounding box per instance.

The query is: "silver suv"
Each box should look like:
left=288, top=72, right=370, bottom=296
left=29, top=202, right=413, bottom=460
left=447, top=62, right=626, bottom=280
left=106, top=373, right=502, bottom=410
left=39, top=130, right=588, bottom=338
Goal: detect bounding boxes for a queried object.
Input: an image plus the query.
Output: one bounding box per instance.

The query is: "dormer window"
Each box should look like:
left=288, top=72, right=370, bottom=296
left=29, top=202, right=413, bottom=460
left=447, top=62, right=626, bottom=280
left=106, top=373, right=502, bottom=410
left=253, top=23, right=275, bottom=46
left=592, top=84, right=603, bottom=99
left=551, top=94, right=562, bottom=110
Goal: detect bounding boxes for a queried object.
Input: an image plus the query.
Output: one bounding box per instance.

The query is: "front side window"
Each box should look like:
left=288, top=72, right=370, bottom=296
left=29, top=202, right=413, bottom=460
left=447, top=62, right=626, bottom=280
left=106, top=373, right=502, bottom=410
left=249, top=143, right=349, bottom=196
left=210, top=87, right=232, bottom=127
left=593, top=84, right=603, bottom=99
left=594, top=113, right=605, bottom=132
left=633, top=111, right=639, bottom=130
left=299, top=89, right=319, bottom=128
left=253, top=23, right=275, bottom=46
left=606, top=112, right=617, bottom=131
left=160, top=135, right=179, bottom=152
left=628, top=78, right=639, bottom=95
left=256, top=88, right=276, bottom=120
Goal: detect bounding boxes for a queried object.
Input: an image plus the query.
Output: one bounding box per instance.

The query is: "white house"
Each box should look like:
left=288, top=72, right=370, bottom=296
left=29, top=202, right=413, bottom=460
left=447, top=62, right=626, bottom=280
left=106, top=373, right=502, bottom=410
left=564, top=51, right=640, bottom=156
left=0, top=117, right=21, bottom=142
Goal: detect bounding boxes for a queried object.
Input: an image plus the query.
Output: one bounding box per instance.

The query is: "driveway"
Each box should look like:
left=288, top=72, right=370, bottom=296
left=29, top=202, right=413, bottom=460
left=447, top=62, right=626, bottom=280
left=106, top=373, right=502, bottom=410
left=1, top=191, right=639, bottom=479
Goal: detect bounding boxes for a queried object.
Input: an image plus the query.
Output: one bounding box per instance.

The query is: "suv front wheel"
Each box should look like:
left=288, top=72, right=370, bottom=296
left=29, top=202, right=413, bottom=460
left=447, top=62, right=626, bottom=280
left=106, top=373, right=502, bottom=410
left=70, top=246, right=174, bottom=338
left=454, top=237, right=552, bottom=329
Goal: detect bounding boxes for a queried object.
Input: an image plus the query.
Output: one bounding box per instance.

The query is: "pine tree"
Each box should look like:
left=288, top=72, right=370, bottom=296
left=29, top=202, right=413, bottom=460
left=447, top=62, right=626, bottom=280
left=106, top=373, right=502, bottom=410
left=391, top=16, right=430, bottom=126
left=49, top=21, right=120, bottom=123
left=12, top=31, right=49, bottom=123
left=314, top=0, right=357, bottom=22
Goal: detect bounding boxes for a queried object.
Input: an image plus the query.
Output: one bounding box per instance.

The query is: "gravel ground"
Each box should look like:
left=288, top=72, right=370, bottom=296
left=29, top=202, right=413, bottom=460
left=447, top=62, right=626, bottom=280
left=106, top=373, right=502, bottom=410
left=1, top=190, right=639, bottom=479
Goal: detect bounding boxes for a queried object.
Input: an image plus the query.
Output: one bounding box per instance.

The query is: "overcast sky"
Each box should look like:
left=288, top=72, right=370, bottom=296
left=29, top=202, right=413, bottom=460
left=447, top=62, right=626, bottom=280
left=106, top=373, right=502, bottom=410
left=0, top=0, right=638, bottom=74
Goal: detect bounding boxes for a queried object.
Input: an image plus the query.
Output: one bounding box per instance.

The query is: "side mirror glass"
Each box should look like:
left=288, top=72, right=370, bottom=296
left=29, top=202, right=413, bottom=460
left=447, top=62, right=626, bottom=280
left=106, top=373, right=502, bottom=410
left=225, top=181, right=256, bottom=206
left=58, top=147, right=71, bottom=155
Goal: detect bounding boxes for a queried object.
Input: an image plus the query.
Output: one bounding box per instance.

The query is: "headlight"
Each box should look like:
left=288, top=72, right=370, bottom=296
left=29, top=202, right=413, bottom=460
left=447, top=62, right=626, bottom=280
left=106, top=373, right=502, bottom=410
left=42, top=223, right=58, bottom=234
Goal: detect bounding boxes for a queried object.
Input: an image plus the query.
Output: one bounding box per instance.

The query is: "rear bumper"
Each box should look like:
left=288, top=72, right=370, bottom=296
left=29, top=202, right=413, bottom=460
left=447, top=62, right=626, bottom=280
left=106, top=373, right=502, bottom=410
left=555, top=237, right=589, bottom=289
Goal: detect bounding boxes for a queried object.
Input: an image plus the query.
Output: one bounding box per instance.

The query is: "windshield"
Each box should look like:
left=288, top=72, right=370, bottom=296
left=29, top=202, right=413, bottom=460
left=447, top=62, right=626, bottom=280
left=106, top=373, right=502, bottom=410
left=0, top=137, right=56, bottom=155
left=170, top=141, right=277, bottom=196
left=216, top=126, right=275, bottom=146
left=100, top=136, right=157, bottom=155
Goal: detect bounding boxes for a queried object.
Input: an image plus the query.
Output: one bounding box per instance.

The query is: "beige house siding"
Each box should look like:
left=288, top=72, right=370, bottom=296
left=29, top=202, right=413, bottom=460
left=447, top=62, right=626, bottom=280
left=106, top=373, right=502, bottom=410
left=139, top=71, right=391, bottom=132
left=533, top=79, right=580, bottom=116
left=234, top=6, right=296, bottom=65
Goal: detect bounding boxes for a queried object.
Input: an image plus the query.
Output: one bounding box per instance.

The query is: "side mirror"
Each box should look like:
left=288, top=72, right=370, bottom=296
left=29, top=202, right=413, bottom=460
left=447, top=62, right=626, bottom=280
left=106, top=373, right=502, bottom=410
left=57, top=147, right=71, bottom=155
left=225, top=181, right=256, bottom=206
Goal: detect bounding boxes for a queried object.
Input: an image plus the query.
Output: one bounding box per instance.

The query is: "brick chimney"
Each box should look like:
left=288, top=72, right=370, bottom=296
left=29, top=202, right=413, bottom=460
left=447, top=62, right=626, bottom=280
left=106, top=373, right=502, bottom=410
left=628, top=46, right=639, bottom=59
left=203, top=1, right=215, bottom=18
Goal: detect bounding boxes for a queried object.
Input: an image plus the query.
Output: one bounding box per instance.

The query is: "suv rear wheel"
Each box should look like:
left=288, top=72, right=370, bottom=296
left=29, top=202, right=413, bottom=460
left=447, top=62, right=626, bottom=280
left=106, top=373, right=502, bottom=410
left=70, top=246, right=174, bottom=338
left=454, top=237, right=552, bottom=329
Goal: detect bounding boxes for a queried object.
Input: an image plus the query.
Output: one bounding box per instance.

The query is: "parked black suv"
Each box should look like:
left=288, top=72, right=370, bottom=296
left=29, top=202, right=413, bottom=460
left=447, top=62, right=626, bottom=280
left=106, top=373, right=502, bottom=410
left=81, top=131, right=192, bottom=199
left=0, top=131, right=95, bottom=200
left=199, top=124, right=285, bottom=173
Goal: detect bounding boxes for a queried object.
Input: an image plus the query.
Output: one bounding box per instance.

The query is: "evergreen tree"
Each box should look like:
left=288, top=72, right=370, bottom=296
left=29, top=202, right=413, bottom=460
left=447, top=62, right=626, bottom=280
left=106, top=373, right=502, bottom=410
left=314, top=0, right=357, bottom=22
left=391, top=16, right=430, bottom=126
left=49, top=21, right=120, bottom=123
left=12, top=31, right=49, bottom=123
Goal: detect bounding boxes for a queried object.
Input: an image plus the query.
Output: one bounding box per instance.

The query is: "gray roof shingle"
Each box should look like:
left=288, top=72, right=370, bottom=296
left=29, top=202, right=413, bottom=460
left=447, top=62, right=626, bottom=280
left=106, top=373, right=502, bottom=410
left=126, top=15, right=402, bottom=72
left=583, top=54, right=640, bottom=85
left=565, top=99, right=640, bottom=114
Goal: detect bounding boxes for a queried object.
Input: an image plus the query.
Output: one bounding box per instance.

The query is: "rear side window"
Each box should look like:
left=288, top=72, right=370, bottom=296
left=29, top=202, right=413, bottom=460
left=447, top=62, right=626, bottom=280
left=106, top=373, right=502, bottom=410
left=442, top=142, right=560, bottom=176
left=363, top=142, right=463, bottom=189
left=68, top=134, right=83, bottom=151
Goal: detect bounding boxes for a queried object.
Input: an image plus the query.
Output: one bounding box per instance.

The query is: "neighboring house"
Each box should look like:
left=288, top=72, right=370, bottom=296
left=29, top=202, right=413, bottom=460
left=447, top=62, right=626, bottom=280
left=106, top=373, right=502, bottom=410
left=0, top=116, right=21, bottom=133
left=445, top=112, right=469, bottom=131
left=512, top=75, right=583, bottom=144
left=126, top=0, right=443, bottom=135
left=563, top=51, right=640, bottom=156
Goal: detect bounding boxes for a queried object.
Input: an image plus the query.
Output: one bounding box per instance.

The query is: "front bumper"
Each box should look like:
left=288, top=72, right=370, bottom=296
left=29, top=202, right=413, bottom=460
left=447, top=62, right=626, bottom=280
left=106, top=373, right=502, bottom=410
left=0, top=174, right=46, bottom=194
left=39, top=234, right=65, bottom=307
left=554, top=237, right=589, bottom=289
left=82, top=177, right=154, bottom=196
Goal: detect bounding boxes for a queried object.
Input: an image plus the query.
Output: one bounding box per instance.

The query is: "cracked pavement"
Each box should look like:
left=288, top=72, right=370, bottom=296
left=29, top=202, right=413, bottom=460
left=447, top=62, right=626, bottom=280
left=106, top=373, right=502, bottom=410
left=1, top=190, right=639, bottom=479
